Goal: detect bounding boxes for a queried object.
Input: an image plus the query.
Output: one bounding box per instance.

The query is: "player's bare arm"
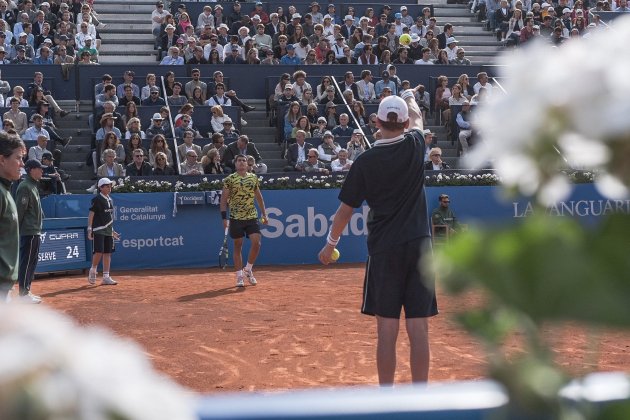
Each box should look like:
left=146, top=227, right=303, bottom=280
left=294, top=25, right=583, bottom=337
left=254, top=187, right=268, bottom=224
left=220, top=186, right=230, bottom=229
left=318, top=202, right=353, bottom=265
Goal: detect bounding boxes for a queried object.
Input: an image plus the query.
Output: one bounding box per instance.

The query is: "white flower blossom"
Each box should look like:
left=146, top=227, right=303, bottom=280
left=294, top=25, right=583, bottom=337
left=467, top=16, right=630, bottom=202
left=0, top=305, right=195, bottom=420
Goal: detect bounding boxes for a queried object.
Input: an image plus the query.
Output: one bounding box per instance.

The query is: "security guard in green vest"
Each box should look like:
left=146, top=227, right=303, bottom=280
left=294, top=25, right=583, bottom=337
left=16, top=159, right=45, bottom=303
left=0, top=133, right=26, bottom=301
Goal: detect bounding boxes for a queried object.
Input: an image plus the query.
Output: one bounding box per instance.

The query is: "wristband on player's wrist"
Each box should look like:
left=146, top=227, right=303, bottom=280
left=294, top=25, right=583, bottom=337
left=87, top=227, right=92, bottom=231
left=400, top=89, right=415, bottom=100
left=327, top=231, right=339, bottom=247
left=221, top=211, right=227, bottom=220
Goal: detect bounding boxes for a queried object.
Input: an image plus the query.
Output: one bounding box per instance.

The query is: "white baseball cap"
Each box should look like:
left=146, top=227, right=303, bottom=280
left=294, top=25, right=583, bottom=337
left=377, top=95, right=409, bottom=123
left=98, top=178, right=114, bottom=188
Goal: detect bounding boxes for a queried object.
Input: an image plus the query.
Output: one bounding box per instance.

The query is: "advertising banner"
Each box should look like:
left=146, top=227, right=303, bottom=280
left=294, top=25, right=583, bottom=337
left=38, top=183, right=627, bottom=270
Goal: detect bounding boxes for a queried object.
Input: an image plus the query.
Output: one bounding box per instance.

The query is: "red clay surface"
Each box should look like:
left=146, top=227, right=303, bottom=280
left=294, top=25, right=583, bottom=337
left=34, top=264, right=630, bottom=393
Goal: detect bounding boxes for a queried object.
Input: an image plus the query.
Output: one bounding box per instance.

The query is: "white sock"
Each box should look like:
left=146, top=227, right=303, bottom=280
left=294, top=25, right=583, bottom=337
left=245, top=263, right=253, bottom=271
left=236, top=270, right=243, bottom=276
left=103, top=272, right=109, bottom=278
left=90, top=266, right=97, bottom=272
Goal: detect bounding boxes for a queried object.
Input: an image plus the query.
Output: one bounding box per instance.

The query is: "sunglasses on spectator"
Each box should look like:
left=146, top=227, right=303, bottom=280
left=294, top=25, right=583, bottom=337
left=134, top=154, right=144, bottom=158
left=156, top=157, right=165, bottom=161
left=308, top=154, right=317, bottom=158
left=431, top=153, right=441, bottom=157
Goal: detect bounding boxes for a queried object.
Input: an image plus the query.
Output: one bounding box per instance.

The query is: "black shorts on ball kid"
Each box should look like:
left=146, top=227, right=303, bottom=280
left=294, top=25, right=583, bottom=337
left=229, top=218, right=261, bottom=239
left=92, top=234, right=114, bottom=254
left=361, top=237, right=438, bottom=319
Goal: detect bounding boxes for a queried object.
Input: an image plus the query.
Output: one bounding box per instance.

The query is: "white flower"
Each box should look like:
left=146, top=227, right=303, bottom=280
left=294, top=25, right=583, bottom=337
left=0, top=305, right=195, bottom=420
left=468, top=17, right=630, bottom=201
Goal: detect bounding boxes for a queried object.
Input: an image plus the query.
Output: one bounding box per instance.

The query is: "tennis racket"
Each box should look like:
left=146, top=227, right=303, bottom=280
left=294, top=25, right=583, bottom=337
left=218, top=225, right=229, bottom=269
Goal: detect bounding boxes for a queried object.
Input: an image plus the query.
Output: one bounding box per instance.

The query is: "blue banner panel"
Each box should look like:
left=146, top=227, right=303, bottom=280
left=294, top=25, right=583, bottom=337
left=38, top=183, right=624, bottom=271
left=37, top=218, right=92, bottom=273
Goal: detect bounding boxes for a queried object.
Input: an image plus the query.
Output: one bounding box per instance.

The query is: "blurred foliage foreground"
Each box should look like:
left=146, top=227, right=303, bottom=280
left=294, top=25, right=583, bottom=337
left=435, top=213, right=630, bottom=419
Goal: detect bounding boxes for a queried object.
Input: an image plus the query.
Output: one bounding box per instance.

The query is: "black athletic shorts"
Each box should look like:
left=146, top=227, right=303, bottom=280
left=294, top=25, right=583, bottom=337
left=361, top=236, right=438, bottom=319
left=229, top=218, right=261, bottom=239
left=93, top=234, right=114, bottom=254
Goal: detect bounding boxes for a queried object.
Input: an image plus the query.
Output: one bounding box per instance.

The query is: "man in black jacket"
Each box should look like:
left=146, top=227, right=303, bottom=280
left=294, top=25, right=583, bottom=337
left=125, top=149, right=153, bottom=176
left=222, top=135, right=263, bottom=172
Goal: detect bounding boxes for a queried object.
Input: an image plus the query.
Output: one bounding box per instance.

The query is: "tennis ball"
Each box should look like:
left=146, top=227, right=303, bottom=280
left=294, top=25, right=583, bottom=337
left=331, top=248, right=340, bottom=261
left=399, top=33, right=411, bottom=46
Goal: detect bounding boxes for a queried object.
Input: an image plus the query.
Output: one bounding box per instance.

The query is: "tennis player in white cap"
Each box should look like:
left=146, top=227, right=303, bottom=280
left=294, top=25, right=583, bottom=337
left=319, top=88, right=437, bottom=386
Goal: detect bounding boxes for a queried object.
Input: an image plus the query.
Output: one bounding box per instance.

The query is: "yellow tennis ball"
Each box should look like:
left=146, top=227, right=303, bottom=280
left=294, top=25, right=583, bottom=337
left=331, top=248, right=340, bottom=261
left=399, top=33, right=411, bottom=46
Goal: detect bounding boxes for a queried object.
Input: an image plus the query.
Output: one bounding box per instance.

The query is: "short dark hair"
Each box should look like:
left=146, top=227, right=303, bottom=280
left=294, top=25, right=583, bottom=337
left=0, top=131, right=25, bottom=158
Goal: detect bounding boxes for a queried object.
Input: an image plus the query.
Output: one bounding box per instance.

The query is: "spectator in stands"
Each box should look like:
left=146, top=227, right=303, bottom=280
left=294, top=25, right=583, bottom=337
left=347, top=129, right=366, bottom=160
left=152, top=151, right=174, bottom=175
left=473, top=72, right=493, bottom=96
left=291, top=116, right=312, bottom=139
left=94, top=74, right=112, bottom=98
left=3, top=98, right=27, bottom=134
left=165, top=82, right=185, bottom=107
left=125, top=117, right=145, bottom=141
left=159, top=24, right=178, bottom=58
left=151, top=1, right=168, bottom=48
left=348, top=101, right=367, bottom=128
left=160, top=46, right=184, bottom=65
left=318, top=86, right=339, bottom=106
left=353, top=70, right=375, bottom=104
left=393, top=47, right=413, bottom=64
left=126, top=148, right=153, bottom=176
left=5, top=86, right=27, bottom=108
left=311, top=116, right=327, bottom=137
left=245, top=47, right=260, bottom=64
left=202, top=132, right=227, bottom=158
left=201, top=148, right=225, bottom=175
left=206, top=82, right=232, bottom=107
left=99, top=132, right=125, bottom=166
left=118, top=101, right=136, bottom=131
left=124, top=134, right=146, bottom=166
left=222, top=134, right=263, bottom=173
left=177, top=129, right=202, bottom=162
left=142, top=86, right=166, bottom=106
left=217, top=118, right=238, bottom=142
left=184, top=69, right=207, bottom=102
left=144, top=112, right=167, bottom=139
left=180, top=149, right=203, bottom=175
left=331, top=148, right=352, bottom=172
left=115, top=71, right=138, bottom=99
left=450, top=48, right=471, bottom=65
left=280, top=43, right=301, bottom=64
left=187, top=46, right=207, bottom=65
left=0, top=45, right=8, bottom=64
left=210, top=105, right=227, bottom=133
left=94, top=115, right=122, bottom=166
left=52, top=42, right=73, bottom=64
left=246, top=154, right=267, bottom=174
left=11, top=44, right=31, bottom=63
left=27, top=134, right=56, bottom=165
left=33, top=45, right=53, bottom=64
left=119, top=84, right=141, bottom=107
left=95, top=83, right=118, bottom=110
left=196, top=5, right=214, bottom=34
left=76, top=50, right=97, bottom=65
left=375, top=71, right=397, bottom=97
left=437, top=23, right=453, bottom=49
left=140, top=73, right=160, bottom=101
left=434, top=75, right=452, bottom=117
left=303, top=103, right=318, bottom=125
left=261, top=48, right=279, bottom=64
left=284, top=129, right=313, bottom=171
left=317, top=131, right=341, bottom=163
left=283, top=101, right=302, bottom=141
left=457, top=101, right=473, bottom=155
left=425, top=147, right=450, bottom=171
left=300, top=148, right=329, bottom=173
left=434, top=49, right=450, bottom=65
left=495, top=0, right=512, bottom=41
left=40, top=151, right=66, bottom=195
left=357, top=43, right=378, bottom=65
left=36, top=101, right=71, bottom=147
left=26, top=73, right=69, bottom=118
left=321, top=49, right=337, bottom=64
left=222, top=44, right=244, bottom=64
left=147, top=135, right=173, bottom=168
left=331, top=113, right=353, bottom=137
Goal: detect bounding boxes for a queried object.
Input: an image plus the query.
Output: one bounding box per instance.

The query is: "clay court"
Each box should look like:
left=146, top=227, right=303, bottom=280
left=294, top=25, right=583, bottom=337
left=35, top=264, right=630, bottom=394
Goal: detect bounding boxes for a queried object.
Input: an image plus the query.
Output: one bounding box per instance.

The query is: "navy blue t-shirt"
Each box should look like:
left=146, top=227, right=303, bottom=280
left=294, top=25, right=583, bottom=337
left=338, top=129, right=430, bottom=255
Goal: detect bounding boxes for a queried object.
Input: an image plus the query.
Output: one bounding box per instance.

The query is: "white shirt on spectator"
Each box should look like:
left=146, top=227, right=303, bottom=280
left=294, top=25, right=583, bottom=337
left=5, top=96, right=29, bottom=107
left=331, top=157, right=353, bottom=172
left=23, top=126, right=50, bottom=141
left=203, top=43, right=223, bottom=61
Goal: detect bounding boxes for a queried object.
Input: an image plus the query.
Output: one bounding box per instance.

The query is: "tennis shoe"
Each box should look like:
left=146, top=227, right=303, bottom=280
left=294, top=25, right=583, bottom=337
left=236, top=274, right=245, bottom=287
left=243, top=268, right=257, bottom=285
left=88, top=269, right=97, bottom=285
left=21, top=293, right=42, bottom=304
left=101, top=276, right=118, bottom=285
